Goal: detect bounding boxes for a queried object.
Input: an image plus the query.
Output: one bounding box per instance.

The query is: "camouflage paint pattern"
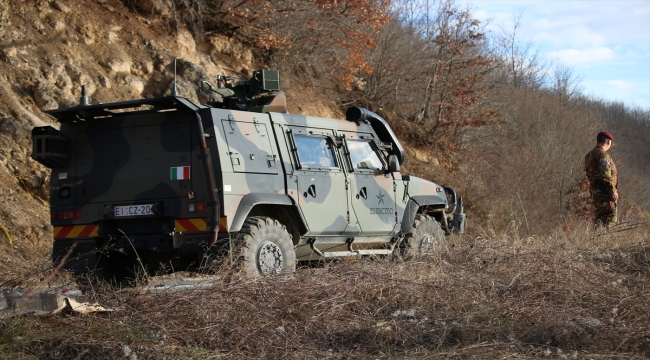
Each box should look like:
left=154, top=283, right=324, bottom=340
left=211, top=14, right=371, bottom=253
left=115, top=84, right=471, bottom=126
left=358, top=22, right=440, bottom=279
left=207, top=108, right=285, bottom=232
left=584, top=145, right=618, bottom=226
left=46, top=100, right=212, bottom=241
left=37, top=89, right=457, bottom=269
left=267, top=112, right=447, bottom=242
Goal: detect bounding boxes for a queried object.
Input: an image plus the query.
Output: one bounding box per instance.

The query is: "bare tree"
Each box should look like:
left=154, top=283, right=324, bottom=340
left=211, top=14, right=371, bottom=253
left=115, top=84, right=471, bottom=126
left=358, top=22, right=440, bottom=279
left=352, top=0, right=503, bottom=169
left=551, top=63, right=583, bottom=106
left=493, top=11, right=548, bottom=90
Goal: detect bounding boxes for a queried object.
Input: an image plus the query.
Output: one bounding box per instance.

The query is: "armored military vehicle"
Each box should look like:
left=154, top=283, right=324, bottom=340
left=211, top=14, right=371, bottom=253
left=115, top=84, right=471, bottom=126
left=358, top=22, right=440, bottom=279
left=31, top=69, right=466, bottom=281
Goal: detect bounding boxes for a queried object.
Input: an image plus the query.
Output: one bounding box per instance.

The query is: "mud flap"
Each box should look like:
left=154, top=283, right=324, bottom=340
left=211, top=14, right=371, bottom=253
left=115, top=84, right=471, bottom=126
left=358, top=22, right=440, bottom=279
left=451, top=197, right=466, bottom=234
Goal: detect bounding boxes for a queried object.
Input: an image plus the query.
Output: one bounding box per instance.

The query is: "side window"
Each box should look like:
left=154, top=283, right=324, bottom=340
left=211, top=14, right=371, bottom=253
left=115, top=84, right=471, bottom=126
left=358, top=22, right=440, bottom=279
left=295, top=135, right=337, bottom=168
left=347, top=140, right=384, bottom=171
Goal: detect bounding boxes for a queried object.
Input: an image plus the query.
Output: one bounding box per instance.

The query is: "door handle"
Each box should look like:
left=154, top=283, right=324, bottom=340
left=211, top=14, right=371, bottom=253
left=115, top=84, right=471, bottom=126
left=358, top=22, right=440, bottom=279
left=358, top=187, right=367, bottom=200
left=304, top=184, right=317, bottom=198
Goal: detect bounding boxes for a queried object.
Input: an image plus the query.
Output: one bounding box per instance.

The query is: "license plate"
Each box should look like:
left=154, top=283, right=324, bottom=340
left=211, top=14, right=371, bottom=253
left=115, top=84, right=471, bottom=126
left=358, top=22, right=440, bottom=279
left=114, top=204, right=154, bottom=217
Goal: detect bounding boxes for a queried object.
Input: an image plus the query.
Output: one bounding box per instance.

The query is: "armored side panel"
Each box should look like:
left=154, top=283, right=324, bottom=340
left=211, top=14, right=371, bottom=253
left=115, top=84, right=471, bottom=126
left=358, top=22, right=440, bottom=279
left=269, top=113, right=357, bottom=235
left=207, top=108, right=289, bottom=232
left=267, top=112, right=423, bottom=259
left=337, top=129, right=399, bottom=236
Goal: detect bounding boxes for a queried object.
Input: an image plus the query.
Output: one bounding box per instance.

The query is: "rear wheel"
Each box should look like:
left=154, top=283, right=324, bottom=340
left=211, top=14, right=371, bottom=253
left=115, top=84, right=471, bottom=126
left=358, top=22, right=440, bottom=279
left=233, top=216, right=296, bottom=276
left=405, top=214, right=446, bottom=255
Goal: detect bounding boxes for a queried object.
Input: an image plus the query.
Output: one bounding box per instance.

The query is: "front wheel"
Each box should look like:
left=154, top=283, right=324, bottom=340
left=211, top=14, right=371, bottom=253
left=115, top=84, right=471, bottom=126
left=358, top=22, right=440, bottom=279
left=405, top=214, right=446, bottom=255
left=233, top=216, right=296, bottom=277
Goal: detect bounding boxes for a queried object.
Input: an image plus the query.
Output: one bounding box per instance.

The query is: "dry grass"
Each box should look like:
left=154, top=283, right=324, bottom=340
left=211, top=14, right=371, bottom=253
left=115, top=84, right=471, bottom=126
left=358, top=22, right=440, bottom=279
left=1, top=222, right=649, bottom=359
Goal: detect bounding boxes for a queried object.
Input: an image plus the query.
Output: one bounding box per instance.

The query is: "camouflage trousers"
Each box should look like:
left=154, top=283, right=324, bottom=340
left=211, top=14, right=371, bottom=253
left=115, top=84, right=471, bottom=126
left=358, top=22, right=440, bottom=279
left=591, top=193, right=617, bottom=227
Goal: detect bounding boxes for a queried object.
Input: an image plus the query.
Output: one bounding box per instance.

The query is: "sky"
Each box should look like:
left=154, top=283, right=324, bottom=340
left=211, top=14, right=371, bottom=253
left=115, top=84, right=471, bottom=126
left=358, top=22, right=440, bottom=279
left=455, top=0, right=650, bottom=110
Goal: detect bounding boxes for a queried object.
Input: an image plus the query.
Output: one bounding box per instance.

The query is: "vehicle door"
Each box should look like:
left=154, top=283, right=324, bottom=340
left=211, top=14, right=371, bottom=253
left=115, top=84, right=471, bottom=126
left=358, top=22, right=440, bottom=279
left=340, top=131, right=397, bottom=235
left=285, top=127, right=350, bottom=235
left=75, top=113, right=196, bottom=204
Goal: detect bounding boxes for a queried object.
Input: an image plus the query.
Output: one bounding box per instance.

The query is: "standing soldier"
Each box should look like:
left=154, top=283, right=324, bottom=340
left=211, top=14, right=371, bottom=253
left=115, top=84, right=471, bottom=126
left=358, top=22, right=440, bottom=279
left=584, top=131, right=618, bottom=227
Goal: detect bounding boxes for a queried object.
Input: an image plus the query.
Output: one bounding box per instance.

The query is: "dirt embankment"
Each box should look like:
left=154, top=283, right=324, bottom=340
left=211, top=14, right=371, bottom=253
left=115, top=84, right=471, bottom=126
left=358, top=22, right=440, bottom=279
left=0, top=0, right=338, bottom=275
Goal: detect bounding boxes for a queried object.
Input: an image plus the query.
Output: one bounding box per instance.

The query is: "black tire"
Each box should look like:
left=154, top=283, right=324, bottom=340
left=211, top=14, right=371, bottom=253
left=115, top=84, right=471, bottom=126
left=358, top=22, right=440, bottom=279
left=233, top=216, right=296, bottom=276
left=405, top=214, right=446, bottom=255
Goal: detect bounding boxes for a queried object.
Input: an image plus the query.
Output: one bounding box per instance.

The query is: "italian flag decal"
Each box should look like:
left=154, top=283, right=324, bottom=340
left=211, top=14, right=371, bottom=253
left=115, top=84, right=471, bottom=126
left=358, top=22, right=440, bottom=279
left=170, top=166, right=191, bottom=180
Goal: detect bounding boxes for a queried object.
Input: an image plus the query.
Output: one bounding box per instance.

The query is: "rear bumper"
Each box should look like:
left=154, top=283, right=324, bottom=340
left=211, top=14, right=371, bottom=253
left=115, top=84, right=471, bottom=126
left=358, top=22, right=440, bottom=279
left=53, top=224, right=99, bottom=239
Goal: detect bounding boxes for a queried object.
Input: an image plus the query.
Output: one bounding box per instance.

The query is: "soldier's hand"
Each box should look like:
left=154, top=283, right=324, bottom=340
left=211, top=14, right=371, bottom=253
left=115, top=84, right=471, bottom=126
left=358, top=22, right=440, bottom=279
left=613, top=191, right=619, bottom=201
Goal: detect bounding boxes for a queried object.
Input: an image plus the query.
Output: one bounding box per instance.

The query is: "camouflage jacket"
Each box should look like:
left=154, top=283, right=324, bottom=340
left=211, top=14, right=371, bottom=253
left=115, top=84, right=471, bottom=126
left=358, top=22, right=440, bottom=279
left=584, top=146, right=617, bottom=198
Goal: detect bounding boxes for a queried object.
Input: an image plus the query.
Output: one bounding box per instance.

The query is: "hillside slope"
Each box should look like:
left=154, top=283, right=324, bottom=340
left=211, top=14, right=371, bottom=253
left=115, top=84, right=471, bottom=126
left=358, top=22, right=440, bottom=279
left=0, top=0, right=337, bottom=275
left=0, top=3, right=648, bottom=358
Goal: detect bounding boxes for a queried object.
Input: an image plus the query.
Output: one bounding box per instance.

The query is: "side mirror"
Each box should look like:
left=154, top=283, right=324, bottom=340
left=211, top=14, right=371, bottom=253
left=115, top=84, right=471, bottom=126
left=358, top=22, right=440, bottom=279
left=387, top=154, right=400, bottom=173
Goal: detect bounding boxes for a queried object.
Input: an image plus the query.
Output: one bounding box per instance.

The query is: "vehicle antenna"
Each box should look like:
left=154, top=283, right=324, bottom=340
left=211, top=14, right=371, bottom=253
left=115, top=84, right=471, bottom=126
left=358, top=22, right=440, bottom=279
left=171, top=58, right=178, bottom=96
left=79, top=85, right=89, bottom=106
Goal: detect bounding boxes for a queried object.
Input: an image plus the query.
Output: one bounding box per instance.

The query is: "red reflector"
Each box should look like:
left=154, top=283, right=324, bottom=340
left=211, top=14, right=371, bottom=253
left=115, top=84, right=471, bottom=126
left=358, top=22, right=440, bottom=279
left=51, top=213, right=56, bottom=220
left=197, top=202, right=205, bottom=212
left=66, top=211, right=74, bottom=219
left=57, top=211, right=64, bottom=219
left=75, top=210, right=82, bottom=219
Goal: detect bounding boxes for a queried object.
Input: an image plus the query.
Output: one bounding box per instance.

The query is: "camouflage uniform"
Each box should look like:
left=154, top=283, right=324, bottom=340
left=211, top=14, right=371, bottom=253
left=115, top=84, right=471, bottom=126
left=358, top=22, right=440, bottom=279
left=584, top=146, right=618, bottom=226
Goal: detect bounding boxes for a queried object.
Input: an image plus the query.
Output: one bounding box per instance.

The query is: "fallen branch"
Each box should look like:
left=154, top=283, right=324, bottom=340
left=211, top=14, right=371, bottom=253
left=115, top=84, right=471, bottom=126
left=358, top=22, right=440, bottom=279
left=24, top=241, right=77, bottom=298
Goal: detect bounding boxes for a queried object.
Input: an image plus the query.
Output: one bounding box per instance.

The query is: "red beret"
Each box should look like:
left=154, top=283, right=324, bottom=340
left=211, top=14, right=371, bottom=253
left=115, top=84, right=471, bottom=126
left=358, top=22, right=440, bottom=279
left=598, top=131, right=613, bottom=140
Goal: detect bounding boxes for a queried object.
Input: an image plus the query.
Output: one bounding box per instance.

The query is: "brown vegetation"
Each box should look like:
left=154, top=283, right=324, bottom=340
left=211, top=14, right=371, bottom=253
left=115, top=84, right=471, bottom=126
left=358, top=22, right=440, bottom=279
left=338, top=0, right=650, bottom=233
left=130, top=0, right=391, bottom=90
left=358, top=0, right=504, bottom=170
left=0, top=0, right=648, bottom=358
left=1, top=223, right=649, bottom=358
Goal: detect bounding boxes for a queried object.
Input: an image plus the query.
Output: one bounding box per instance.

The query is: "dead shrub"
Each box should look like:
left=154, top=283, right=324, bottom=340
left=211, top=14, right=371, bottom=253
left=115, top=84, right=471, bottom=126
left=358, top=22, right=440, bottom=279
left=1, top=223, right=648, bottom=358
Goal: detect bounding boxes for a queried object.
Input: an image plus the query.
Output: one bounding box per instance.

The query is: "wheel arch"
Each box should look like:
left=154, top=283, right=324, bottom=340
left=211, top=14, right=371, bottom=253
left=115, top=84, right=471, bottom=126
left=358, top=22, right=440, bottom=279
left=400, top=195, right=447, bottom=233
left=230, top=193, right=308, bottom=245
